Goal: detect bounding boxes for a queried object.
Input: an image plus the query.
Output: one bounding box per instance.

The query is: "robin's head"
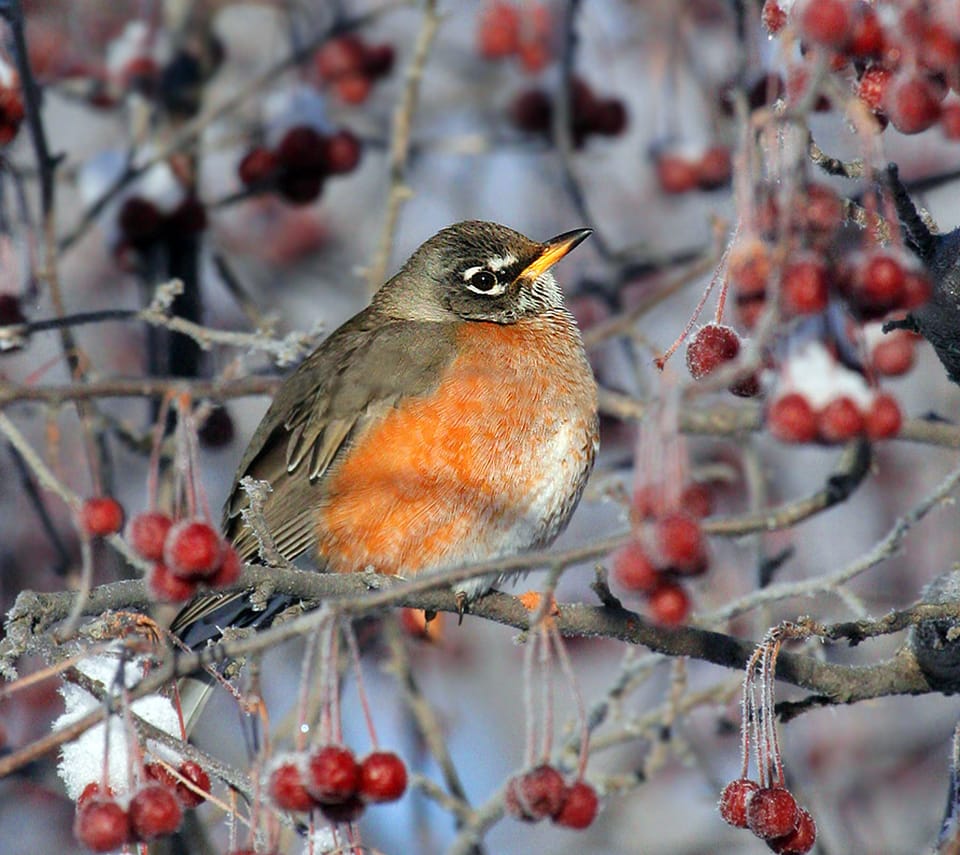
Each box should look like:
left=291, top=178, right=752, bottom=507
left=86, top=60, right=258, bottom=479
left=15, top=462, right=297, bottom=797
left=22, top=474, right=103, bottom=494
left=375, top=220, right=591, bottom=323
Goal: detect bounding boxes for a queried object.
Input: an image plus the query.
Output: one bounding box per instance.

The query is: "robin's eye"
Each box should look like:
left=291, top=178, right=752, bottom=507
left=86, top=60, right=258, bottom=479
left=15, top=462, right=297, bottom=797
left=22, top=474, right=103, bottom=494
left=464, top=268, right=502, bottom=295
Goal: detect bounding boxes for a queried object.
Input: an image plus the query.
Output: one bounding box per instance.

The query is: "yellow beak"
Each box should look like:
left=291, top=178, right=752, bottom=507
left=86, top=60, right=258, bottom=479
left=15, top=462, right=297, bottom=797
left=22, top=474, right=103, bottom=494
left=518, top=228, right=592, bottom=281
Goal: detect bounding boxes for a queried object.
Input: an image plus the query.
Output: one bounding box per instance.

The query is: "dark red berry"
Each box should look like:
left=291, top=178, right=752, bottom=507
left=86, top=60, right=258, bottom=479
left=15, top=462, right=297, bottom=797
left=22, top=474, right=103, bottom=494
left=761, top=0, right=786, bottom=35
left=781, top=255, right=830, bottom=315
left=359, top=751, right=408, bottom=803
left=848, top=4, right=885, bottom=58
left=695, top=145, right=732, bottom=190
left=864, top=393, right=902, bottom=440
left=209, top=543, right=242, bottom=589
left=276, top=126, right=326, bottom=173
left=686, top=324, right=740, bottom=380
left=80, top=496, right=125, bottom=537
left=147, top=562, right=197, bottom=603
left=127, top=511, right=173, bottom=561
left=817, top=396, right=864, bottom=443
left=680, top=483, right=713, bottom=519
left=175, top=761, right=210, bottom=808
left=277, top=171, right=324, bottom=205
left=768, top=393, right=818, bottom=443
left=238, top=146, right=277, bottom=187
left=857, top=250, right=906, bottom=309
left=363, top=43, right=395, bottom=77
left=795, top=0, right=853, bottom=49
left=118, top=196, right=163, bottom=245
left=553, top=780, right=599, bottom=829
left=801, top=183, right=843, bottom=240
left=885, top=73, right=941, bottom=134
left=315, top=36, right=367, bottom=80
left=656, top=512, right=707, bottom=575
left=144, top=762, right=178, bottom=789
left=592, top=99, right=627, bottom=136
left=647, top=580, right=691, bottom=626
left=164, top=519, right=223, bottom=579
left=612, top=543, right=659, bottom=593
left=729, top=239, right=772, bottom=298
left=323, top=129, right=362, bottom=174
left=306, top=745, right=360, bottom=805
left=0, top=86, right=25, bottom=145
left=128, top=784, right=183, bottom=840
left=319, top=795, right=365, bottom=824
left=0, top=293, right=26, bottom=325
left=198, top=405, right=235, bottom=447
left=74, top=798, right=131, bottom=852
left=769, top=807, right=817, bottom=854
left=510, top=89, right=552, bottom=133
left=504, top=765, right=566, bottom=822
left=718, top=778, right=759, bottom=828
left=746, top=786, right=799, bottom=839
left=269, top=760, right=315, bottom=812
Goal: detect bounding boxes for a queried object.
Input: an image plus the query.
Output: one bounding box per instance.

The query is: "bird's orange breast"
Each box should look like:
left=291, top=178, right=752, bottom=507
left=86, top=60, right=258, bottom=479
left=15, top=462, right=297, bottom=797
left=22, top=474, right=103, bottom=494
left=316, top=312, right=598, bottom=576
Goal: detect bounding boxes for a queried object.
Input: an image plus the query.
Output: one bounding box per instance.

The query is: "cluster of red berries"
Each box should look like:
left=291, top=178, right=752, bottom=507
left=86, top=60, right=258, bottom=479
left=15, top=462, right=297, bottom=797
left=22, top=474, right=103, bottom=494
left=314, top=34, right=394, bottom=105
left=477, top=1, right=552, bottom=74
left=762, top=0, right=960, bottom=140
left=73, top=761, right=209, bottom=853
left=268, top=744, right=407, bottom=823
left=116, top=194, right=207, bottom=253
left=238, top=125, right=362, bottom=206
left=719, top=779, right=816, bottom=854
left=613, top=481, right=713, bottom=626
left=0, top=81, right=24, bottom=146
left=685, top=323, right=761, bottom=397
left=504, top=764, right=599, bottom=830
left=510, top=77, right=627, bottom=147
left=653, top=144, right=733, bottom=195
left=123, top=509, right=241, bottom=603
left=768, top=389, right=901, bottom=444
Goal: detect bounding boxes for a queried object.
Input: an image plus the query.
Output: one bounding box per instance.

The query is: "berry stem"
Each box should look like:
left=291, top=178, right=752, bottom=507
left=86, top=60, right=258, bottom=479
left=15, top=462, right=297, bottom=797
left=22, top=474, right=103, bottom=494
left=523, top=621, right=538, bottom=769
left=539, top=622, right=554, bottom=764
left=296, top=629, right=321, bottom=753
left=342, top=618, right=379, bottom=750
left=146, top=394, right=172, bottom=511
left=549, top=621, right=590, bottom=778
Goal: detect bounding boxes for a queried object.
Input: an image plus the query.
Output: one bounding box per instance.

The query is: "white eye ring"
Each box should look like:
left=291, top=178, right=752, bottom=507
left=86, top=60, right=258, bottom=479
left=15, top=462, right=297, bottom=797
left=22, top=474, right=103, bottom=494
left=463, top=267, right=506, bottom=295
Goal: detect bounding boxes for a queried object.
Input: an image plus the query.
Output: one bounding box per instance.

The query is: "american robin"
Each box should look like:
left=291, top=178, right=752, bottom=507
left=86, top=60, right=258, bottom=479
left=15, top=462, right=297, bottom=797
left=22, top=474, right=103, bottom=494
left=172, top=220, right=597, bottom=665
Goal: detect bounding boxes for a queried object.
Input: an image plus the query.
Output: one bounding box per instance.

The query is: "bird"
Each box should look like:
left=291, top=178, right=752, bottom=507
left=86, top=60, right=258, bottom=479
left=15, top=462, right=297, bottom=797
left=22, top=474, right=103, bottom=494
left=171, top=220, right=598, bottom=719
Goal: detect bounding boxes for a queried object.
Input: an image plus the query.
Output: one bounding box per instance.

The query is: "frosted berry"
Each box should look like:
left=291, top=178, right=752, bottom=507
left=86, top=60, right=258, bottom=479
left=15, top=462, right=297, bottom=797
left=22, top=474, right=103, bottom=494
left=794, top=0, right=853, bottom=49
left=128, top=784, right=183, bottom=840
left=885, top=74, right=941, bottom=135
left=856, top=250, right=905, bottom=310
left=359, top=751, right=408, bottom=803
left=656, top=512, right=707, bottom=575
left=847, top=5, right=884, bottom=58
left=781, top=255, right=829, bottom=315
left=729, top=239, right=771, bottom=299
left=761, top=0, right=786, bottom=35
left=686, top=324, right=740, bottom=380
left=164, top=519, right=223, bottom=579
left=306, top=745, right=360, bottom=804
left=718, top=777, right=759, bottom=828
left=80, top=497, right=125, bottom=537
left=74, top=798, right=131, bottom=852
left=209, top=543, right=242, bottom=589
left=768, top=393, right=818, bottom=443
left=857, top=66, right=892, bottom=115
left=769, top=807, right=817, bottom=854
left=77, top=782, right=113, bottom=809
left=553, top=780, right=599, bottom=829
left=238, top=147, right=276, bottom=187
left=147, top=562, right=197, bottom=603
left=144, top=762, right=177, bottom=789
left=864, top=393, right=902, bottom=440
left=817, top=397, right=864, bottom=443
left=746, top=786, right=799, bottom=839
left=647, top=581, right=691, bottom=626
left=175, top=760, right=210, bottom=808
left=505, top=764, right=567, bottom=822
left=127, top=511, right=173, bottom=561
left=613, top=543, right=659, bottom=593
left=269, top=759, right=315, bottom=812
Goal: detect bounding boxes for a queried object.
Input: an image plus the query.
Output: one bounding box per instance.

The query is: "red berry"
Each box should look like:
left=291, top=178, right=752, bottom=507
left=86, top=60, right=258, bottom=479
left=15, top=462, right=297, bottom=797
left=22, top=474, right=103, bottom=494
left=695, top=145, right=732, bottom=190
left=847, top=5, right=885, bottom=58
left=656, top=512, right=707, bottom=575
left=277, top=171, right=324, bottom=205
left=592, top=99, right=627, bottom=136
left=718, top=777, right=759, bottom=828
left=647, top=581, right=691, bottom=626
left=144, top=762, right=178, bottom=789
left=686, top=324, right=741, bottom=380
left=118, top=196, right=163, bottom=245
left=238, top=146, right=277, bottom=187
left=74, top=798, right=131, bottom=852
left=801, top=183, right=843, bottom=241
left=0, top=293, right=26, bottom=325
left=794, top=0, right=853, bottom=49
left=864, top=393, right=902, bottom=440
left=0, top=86, right=24, bottom=145
left=198, top=405, right=235, bottom=447
left=761, top=0, right=786, bottom=35
left=323, top=129, right=362, bottom=175
left=817, top=396, right=864, bottom=442
left=612, top=543, right=659, bottom=593
left=306, top=745, right=360, bottom=805
left=769, top=807, right=817, bottom=854
left=269, top=759, right=315, bottom=812
left=127, top=511, right=173, bottom=561
left=518, top=41, right=550, bottom=74
left=319, top=795, right=365, bottom=824
left=359, top=751, right=408, bottom=803
left=477, top=1, right=521, bottom=59
left=781, top=255, right=830, bottom=315
left=147, top=562, right=197, bottom=603
left=942, top=103, right=960, bottom=139
left=510, top=89, right=552, bottom=133
left=857, top=66, right=892, bottom=112
left=335, top=74, right=373, bottom=104
left=680, top=483, right=714, bottom=519
left=504, top=764, right=566, bottom=822
left=164, top=519, right=223, bottom=579
left=856, top=250, right=905, bottom=310
left=553, top=780, right=599, bottom=829
left=901, top=269, right=932, bottom=309
left=922, top=23, right=960, bottom=74
left=276, top=126, right=326, bottom=173
left=768, top=393, right=818, bottom=443
left=362, top=43, right=395, bottom=78
left=315, top=35, right=367, bottom=80
left=746, top=786, right=799, bottom=839
left=729, top=239, right=772, bottom=299
left=128, top=784, right=183, bottom=840
left=80, top=496, right=125, bottom=537
left=632, top=482, right=665, bottom=520
left=654, top=151, right=700, bottom=194
left=175, top=760, right=210, bottom=808
left=209, top=543, right=242, bottom=589
left=871, top=333, right=915, bottom=376
left=885, top=73, right=941, bottom=134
